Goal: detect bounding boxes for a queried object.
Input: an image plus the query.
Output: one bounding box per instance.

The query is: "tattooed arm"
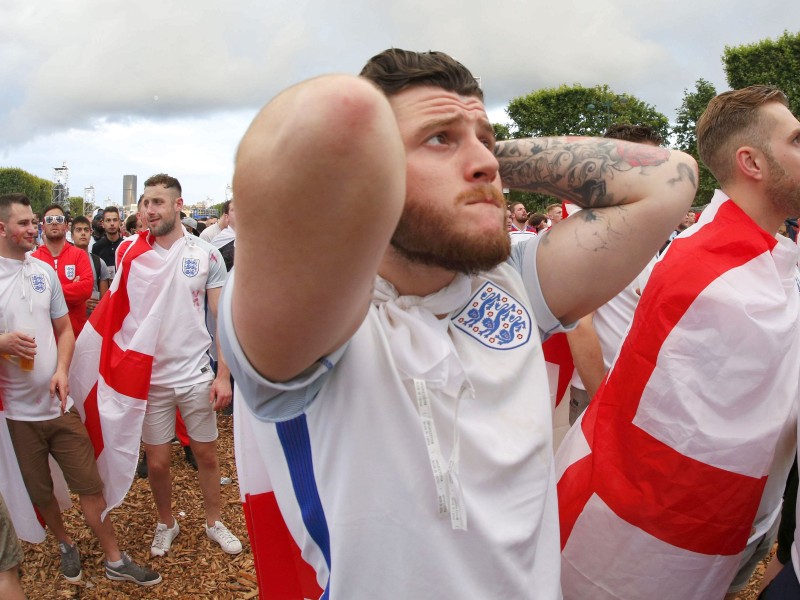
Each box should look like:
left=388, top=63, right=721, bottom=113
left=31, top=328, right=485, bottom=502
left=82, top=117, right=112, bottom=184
left=496, top=137, right=697, bottom=322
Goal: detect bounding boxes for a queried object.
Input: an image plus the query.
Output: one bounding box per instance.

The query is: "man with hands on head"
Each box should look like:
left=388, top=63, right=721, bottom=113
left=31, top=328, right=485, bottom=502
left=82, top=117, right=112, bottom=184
left=220, top=49, right=697, bottom=599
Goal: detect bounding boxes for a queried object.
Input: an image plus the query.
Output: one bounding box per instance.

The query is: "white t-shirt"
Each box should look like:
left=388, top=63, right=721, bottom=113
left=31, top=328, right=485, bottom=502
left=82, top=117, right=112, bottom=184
left=199, top=222, right=221, bottom=242
left=592, top=258, right=655, bottom=370
left=0, top=256, right=68, bottom=420
left=509, top=230, right=537, bottom=246
left=220, top=237, right=566, bottom=599
left=211, top=227, right=235, bottom=249
left=141, top=235, right=227, bottom=387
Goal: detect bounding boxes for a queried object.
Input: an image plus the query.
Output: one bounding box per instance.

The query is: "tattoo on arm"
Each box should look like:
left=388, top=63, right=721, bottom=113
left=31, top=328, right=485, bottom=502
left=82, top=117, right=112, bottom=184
left=495, top=138, right=670, bottom=208
left=667, top=162, right=698, bottom=189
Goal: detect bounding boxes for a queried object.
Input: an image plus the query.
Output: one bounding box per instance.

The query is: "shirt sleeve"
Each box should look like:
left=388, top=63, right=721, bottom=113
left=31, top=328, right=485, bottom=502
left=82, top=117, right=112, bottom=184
left=218, top=269, right=345, bottom=422
left=507, top=236, right=576, bottom=339
left=206, top=247, right=227, bottom=289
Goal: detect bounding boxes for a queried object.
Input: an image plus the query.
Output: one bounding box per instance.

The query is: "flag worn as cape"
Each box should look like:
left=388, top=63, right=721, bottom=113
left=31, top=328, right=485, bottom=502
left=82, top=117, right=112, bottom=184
left=70, top=232, right=182, bottom=520
left=234, top=386, right=323, bottom=599
left=556, top=192, right=800, bottom=600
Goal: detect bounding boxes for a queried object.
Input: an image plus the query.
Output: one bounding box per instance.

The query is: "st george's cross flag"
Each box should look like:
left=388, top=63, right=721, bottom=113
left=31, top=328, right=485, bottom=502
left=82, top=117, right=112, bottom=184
left=70, top=232, right=179, bottom=520
left=556, top=191, right=800, bottom=600
left=234, top=389, right=324, bottom=599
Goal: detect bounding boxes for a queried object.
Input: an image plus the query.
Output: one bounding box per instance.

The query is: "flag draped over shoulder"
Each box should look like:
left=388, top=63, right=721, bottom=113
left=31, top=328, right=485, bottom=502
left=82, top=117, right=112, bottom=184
left=234, top=388, right=323, bottom=599
left=556, top=194, right=800, bottom=600
left=70, top=233, right=178, bottom=520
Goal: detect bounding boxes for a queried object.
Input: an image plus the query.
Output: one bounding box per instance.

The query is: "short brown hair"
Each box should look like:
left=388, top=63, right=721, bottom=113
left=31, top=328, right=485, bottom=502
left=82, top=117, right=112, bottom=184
left=603, top=123, right=663, bottom=146
left=144, top=173, right=182, bottom=195
left=71, top=216, right=90, bottom=231
left=360, top=49, right=482, bottom=101
left=42, top=203, right=65, bottom=216
left=0, top=193, right=30, bottom=222
left=697, top=85, right=789, bottom=184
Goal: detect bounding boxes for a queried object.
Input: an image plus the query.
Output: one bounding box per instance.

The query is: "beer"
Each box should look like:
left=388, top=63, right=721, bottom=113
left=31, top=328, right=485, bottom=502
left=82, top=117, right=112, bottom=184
left=17, top=326, right=36, bottom=372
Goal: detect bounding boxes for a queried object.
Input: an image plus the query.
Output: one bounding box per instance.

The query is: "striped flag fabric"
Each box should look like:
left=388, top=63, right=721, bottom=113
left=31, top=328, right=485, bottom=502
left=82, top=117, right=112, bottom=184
left=70, top=233, right=173, bottom=520
left=556, top=193, right=800, bottom=599
left=234, top=387, right=323, bottom=599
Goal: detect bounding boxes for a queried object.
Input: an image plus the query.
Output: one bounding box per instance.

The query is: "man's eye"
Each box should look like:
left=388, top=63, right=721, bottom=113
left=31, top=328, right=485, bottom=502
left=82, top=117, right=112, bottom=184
left=426, top=133, right=447, bottom=145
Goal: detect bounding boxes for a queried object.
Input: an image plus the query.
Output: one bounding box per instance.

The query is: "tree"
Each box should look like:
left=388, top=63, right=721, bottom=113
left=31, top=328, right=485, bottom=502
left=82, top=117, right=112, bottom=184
left=506, top=84, right=670, bottom=140
left=503, top=84, right=670, bottom=211
left=68, top=196, right=95, bottom=217
left=0, top=168, right=53, bottom=214
left=724, top=30, right=800, bottom=115
left=672, top=79, right=719, bottom=205
left=493, top=123, right=511, bottom=141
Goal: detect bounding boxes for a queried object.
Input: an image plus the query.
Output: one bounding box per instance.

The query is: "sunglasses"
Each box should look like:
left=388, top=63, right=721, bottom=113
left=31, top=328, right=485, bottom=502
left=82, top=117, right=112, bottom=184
left=44, top=215, right=66, bottom=224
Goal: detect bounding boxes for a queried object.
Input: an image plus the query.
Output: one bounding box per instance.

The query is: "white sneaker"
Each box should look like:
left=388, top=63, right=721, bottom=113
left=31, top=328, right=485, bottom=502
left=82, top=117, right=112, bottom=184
left=205, top=521, right=242, bottom=554
left=150, top=521, right=180, bottom=557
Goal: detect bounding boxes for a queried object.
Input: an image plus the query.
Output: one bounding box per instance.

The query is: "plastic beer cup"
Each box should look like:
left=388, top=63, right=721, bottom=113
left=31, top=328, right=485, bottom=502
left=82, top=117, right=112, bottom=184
left=18, top=326, right=35, bottom=372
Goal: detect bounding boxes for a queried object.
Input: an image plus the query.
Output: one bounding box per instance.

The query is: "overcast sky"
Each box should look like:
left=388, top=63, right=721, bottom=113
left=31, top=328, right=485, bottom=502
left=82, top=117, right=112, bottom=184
left=1, top=0, right=797, bottom=211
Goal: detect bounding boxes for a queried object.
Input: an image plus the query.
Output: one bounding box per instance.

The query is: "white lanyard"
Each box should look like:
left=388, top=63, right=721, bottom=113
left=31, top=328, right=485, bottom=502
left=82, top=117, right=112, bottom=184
left=413, top=378, right=468, bottom=531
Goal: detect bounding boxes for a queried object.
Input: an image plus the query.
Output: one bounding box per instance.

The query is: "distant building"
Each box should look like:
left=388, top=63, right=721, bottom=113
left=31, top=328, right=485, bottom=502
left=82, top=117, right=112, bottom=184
left=123, top=175, right=137, bottom=207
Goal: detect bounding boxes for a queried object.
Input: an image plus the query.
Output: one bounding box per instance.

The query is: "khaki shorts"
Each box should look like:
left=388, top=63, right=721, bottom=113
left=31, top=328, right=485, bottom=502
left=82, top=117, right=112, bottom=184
left=142, top=381, right=218, bottom=445
left=0, top=493, right=23, bottom=572
left=5, top=410, right=103, bottom=508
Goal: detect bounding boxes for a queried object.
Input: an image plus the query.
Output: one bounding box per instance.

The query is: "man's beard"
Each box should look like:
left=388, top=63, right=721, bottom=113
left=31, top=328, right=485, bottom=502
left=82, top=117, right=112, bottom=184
left=390, top=185, right=511, bottom=275
left=150, top=213, right=177, bottom=237
left=765, top=149, right=800, bottom=221
left=44, top=230, right=65, bottom=242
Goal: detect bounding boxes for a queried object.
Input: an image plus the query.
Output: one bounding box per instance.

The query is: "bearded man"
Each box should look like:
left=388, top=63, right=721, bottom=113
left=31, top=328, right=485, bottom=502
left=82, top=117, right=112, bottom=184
left=221, top=49, right=697, bottom=599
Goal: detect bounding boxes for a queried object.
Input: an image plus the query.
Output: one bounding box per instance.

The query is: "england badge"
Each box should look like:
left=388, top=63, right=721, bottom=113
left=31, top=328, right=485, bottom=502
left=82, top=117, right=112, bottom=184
left=182, top=258, right=200, bottom=277
left=31, top=274, right=46, bottom=293
left=451, top=281, right=531, bottom=350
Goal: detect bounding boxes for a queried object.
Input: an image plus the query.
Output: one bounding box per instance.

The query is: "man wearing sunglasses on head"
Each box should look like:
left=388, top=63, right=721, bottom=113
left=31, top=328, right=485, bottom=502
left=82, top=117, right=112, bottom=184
left=32, top=204, right=93, bottom=337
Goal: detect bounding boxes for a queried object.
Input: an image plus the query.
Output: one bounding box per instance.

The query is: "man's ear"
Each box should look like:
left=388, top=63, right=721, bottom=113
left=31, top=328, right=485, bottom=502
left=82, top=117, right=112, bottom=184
left=734, top=146, right=765, bottom=182
left=176, top=197, right=184, bottom=211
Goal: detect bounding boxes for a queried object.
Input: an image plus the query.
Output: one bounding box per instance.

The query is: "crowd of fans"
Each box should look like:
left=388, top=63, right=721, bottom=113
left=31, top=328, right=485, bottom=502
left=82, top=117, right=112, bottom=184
left=0, top=181, right=240, bottom=596
left=2, top=46, right=800, bottom=600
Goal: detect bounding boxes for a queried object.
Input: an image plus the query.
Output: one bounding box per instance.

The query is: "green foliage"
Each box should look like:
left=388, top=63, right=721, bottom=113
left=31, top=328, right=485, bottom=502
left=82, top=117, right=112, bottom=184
left=68, top=196, right=87, bottom=217
left=723, top=30, right=800, bottom=115
left=506, top=83, right=670, bottom=140
left=492, top=123, right=511, bottom=141
left=672, top=79, right=719, bottom=205
left=0, top=168, right=53, bottom=214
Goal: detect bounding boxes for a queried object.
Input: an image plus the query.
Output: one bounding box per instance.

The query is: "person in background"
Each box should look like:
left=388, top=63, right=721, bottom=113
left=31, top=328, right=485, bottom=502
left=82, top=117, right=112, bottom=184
left=32, top=204, right=93, bottom=336
left=70, top=216, right=110, bottom=316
